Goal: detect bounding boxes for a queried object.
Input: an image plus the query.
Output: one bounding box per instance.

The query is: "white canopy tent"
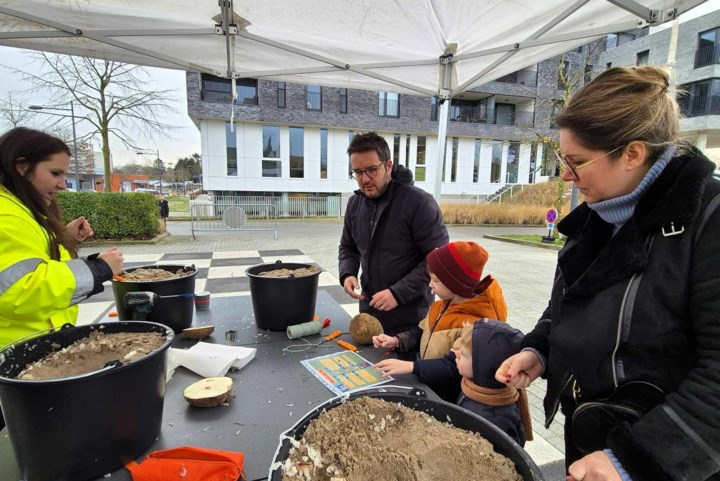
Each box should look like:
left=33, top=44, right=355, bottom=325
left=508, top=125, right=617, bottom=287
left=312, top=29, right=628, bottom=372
left=0, top=0, right=708, bottom=199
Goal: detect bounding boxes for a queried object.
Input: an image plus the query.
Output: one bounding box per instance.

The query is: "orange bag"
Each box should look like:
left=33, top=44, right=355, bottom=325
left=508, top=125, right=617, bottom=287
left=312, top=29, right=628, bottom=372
left=126, top=446, right=245, bottom=481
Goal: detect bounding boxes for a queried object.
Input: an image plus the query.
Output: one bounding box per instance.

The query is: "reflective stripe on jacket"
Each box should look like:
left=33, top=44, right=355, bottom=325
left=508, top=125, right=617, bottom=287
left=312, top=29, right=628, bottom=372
left=0, top=186, right=94, bottom=347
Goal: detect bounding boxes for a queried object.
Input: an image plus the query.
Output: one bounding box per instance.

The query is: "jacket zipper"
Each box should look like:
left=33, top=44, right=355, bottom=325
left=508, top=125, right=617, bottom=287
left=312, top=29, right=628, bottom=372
left=546, top=372, right=574, bottom=428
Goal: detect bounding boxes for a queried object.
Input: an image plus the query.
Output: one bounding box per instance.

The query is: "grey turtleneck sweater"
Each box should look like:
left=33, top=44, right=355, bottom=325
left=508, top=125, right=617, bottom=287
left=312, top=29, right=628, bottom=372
left=587, top=146, right=677, bottom=234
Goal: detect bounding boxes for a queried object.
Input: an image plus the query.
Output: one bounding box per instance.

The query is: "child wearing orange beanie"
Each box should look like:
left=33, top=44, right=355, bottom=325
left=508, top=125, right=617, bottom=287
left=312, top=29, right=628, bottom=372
left=373, top=241, right=507, bottom=401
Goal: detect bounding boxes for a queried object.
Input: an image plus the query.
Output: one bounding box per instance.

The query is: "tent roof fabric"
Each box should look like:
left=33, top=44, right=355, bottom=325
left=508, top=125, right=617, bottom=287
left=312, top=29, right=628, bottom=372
left=0, top=0, right=708, bottom=97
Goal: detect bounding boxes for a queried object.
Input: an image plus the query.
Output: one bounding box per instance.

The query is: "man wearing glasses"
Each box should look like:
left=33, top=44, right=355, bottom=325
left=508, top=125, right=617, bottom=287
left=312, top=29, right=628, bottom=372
left=339, top=132, right=448, bottom=349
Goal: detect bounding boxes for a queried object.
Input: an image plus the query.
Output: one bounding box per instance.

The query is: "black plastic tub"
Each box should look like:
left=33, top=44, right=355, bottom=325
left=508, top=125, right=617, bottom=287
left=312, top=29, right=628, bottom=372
left=111, top=264, right=197, bottom=333
left=245, top=261, right=321, bottom=331
left=0, top=321, right=174, bottom=481
left=269, top=387, right=544, bottom=481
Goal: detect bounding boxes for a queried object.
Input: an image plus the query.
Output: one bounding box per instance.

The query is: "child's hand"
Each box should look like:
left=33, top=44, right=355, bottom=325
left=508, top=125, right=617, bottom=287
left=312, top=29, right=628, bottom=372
left=374, top=359, right=413, bottom=376
left=372, top=334, right=397, bottom=349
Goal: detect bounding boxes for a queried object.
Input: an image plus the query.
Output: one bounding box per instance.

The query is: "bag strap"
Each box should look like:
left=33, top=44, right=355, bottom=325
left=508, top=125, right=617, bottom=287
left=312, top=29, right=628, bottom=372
left=692, top=178, right=720, bottom=246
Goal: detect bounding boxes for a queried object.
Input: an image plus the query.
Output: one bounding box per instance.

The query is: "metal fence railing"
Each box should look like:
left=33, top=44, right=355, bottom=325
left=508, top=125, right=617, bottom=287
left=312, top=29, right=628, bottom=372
left=170, top=195, right=342, bottom=220
left=190, top=202, right=277, bottom=240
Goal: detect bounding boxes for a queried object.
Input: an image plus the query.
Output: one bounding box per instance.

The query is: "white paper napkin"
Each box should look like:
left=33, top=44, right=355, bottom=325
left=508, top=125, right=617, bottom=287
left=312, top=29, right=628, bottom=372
left=167, top=342, right=257, bottom=379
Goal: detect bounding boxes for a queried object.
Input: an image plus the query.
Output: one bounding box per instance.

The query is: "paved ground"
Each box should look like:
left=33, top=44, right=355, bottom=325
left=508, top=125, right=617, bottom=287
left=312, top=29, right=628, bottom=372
left=79, top=220, right=568, bottom=480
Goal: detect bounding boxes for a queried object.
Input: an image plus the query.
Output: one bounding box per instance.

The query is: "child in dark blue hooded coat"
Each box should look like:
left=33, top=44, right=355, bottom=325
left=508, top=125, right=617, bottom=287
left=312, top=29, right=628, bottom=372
left=455, top=319, right=533, bottom=447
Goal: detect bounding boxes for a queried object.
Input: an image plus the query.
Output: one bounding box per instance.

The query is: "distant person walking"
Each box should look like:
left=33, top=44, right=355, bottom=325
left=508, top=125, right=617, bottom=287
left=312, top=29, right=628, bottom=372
left=339, top=132, right=448, bottom=345
left=158, top=195, right=169, bottom=225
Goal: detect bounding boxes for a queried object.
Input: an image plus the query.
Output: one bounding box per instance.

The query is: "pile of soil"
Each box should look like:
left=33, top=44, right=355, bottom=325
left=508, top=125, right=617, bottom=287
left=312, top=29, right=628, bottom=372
left=281, top=397, right=522, bottom=481
left=259, top=265, right=320, bottom=278
left=17, top=331, right=167, bottom=381
left=122, top=267, right=192, bottom=281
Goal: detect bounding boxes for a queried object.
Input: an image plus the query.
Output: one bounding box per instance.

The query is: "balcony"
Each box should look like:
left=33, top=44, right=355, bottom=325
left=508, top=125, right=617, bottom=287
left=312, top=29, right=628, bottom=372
left=449, top=107, right=534, bottom=126
left=695, top=45, right=720, bottom=68
left=494, top=69, right=538, bottom=88
left=680, top=94, right=720, bottom=117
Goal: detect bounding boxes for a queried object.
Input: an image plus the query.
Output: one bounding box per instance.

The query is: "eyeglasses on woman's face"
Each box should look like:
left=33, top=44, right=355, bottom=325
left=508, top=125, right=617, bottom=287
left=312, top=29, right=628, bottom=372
left=554, top=145, right=625, bottom=180
left=349, top=162, right=386, bottom=180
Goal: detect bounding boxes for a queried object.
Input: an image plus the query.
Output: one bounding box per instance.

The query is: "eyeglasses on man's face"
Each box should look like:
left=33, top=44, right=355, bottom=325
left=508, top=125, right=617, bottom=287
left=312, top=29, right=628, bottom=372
left=350, top=162, right=386, bottom=180
left=554, top=145, right=625, bottom=180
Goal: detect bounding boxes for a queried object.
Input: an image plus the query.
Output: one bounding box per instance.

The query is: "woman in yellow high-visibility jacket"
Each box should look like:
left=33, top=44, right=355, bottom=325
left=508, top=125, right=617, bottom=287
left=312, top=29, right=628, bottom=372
left=0, top=127, right=124, bottom=350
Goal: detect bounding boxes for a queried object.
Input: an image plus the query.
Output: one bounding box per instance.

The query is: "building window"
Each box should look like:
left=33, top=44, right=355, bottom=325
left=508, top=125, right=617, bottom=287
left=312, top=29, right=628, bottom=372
left=393, top=134, right=401, bottom=163
left=491, top=140, right=503, bottom=183
left=262, top=125, right=281, bottom=178
left=306, top=85, right=322, bottom=111
left=495, top=103, right=516, bottom=126
left=473, top=139, right=481, bottom=183
left=405, top=134, right=411, bottom=168
left=450, top=137, right=458, bottom=183
left=339, top=88, right=348, bottom=113
left=573, top=46, right=584, bottom=54
left=348, top=130, right=354, bottom=176
left=696, top=28, right=720, bottom=68
left=320, top=128, right=328, bottom=179
left=550, top=99, right=564, bottom=129
left=606, top=62, right=612, bottom=69
left=679, top=79, right=720, bottom=117
left=507, top=142, right=519, bottom=184
left=277, top=82, right=286, bottom=108
left=584, top=65, right=594, bottom=84
left=430, top=96, right=438, bottom=121
left=636, top=50, right=650, bottom=66
left=415, top=136, right=426, bottom=181
left=289, top=127, right=304, bottom=178
left=558, top=61, right=569, bottom=89
left=226, top=122, right=237, bottom=176
left=606, top=32, right=635, bottom=50
left=379, top=92, right=399, bottom=117
left=201, top=75, right=258, bottom=104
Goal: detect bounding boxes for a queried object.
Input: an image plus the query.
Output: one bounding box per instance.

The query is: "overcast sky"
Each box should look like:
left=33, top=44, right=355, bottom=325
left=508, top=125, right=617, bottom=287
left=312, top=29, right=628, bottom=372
left=0, top=46, right=201, bottom=167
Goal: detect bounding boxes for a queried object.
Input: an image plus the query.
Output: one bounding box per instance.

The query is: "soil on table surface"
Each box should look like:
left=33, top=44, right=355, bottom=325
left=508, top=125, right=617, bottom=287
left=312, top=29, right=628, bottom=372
left=17, top=331, right=167, bottom=381
left=122, top=267, right=192, bottom=281
left=281, top=397, right=522, bottom=481
left=259, top=265, right=320, bottom=278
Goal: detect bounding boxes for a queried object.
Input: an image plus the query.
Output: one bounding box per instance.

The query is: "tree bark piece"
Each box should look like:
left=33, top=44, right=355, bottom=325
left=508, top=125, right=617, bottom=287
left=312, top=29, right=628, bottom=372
left=182, top=325, right=215, bottom=340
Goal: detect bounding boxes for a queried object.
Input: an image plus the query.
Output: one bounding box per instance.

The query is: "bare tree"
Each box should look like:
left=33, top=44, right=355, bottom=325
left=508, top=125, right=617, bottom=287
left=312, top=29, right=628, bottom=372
left=0, top=91, right=36, bottom=130
left=3, top=53, right=178, bottom=191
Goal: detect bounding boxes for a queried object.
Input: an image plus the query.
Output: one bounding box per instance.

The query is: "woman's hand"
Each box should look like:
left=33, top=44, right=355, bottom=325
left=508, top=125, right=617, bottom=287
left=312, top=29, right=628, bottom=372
left=98, top=247, right=124, bottom=275
left=495, top=350, right=543, bottom=389
left=567, top=451, right=622, bottom=481
left=66, top=216, right=94, bottom=242
left=373, top=334, right=397, bottom=349
left=374, top=359, right=413, bottom=376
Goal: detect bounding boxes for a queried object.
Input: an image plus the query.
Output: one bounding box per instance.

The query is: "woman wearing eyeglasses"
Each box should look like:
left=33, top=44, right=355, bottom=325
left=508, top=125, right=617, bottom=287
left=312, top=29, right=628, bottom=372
left=497, top=66, right=720, bottom=481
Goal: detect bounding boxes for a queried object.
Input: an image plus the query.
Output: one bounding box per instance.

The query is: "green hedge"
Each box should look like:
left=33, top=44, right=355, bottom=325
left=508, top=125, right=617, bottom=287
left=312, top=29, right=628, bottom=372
left=58, top=192, right=160, bottom=239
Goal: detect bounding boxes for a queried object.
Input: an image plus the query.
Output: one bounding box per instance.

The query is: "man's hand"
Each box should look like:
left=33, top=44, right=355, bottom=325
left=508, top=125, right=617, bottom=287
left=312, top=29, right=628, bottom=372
left=567, top=451, right=622, bottom=481
left=342, top=276, right=364, bottom=300
left=374, top=359, right=413, bottom=376
left=369, top=289, right=397, bottom=311
left=66, top=216, right=94, bottom=242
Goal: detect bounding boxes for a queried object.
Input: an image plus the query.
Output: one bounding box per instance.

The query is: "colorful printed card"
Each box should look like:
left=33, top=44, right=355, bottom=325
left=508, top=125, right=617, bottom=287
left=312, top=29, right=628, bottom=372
left=301, top=351, right=393, bottom=396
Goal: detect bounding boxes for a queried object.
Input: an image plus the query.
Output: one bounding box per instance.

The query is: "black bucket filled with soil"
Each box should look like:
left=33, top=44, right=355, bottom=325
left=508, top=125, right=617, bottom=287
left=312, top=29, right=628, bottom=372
left=270, top=387, right=544, bottom=481
left=245, top=261, right=321, bottom=331
left=0, top=321, right=174, bottom=481
left=111, top=264, right=197, bottom=333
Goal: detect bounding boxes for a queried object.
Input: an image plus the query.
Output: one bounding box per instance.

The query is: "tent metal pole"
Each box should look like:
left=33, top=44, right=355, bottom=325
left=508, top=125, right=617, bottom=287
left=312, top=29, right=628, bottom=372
left=433, top=100, right=449, bottom=204
left=604, top=0, right=658, bottom=22
left=433, top=48, right=455, bottom=203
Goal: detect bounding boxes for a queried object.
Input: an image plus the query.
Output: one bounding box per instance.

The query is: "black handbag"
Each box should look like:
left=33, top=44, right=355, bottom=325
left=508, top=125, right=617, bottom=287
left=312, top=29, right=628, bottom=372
left=571, top=380, right=665, bottom=454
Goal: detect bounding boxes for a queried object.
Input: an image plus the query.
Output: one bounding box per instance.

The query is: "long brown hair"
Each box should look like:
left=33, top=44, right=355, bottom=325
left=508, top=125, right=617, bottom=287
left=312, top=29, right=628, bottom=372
left=0, top=127, right=76, bottom=259
left=555, top=66, right=680, bottom=165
